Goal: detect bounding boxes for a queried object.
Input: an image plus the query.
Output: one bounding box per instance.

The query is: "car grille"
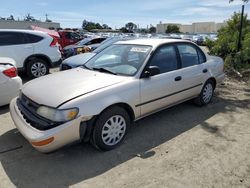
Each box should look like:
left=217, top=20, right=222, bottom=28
left=60, top=64, right=72, bottom=71
left=17, top=94, right=61, bottom=130
left=19, top=94, right=39, bottom=112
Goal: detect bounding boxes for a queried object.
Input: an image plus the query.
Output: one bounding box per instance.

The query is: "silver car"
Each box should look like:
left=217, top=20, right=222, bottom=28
left=10, top=39, right=225, bottom=153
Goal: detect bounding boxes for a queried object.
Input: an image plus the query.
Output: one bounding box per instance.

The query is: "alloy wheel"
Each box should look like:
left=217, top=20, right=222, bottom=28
left=31, top=62, right=47, bottom=77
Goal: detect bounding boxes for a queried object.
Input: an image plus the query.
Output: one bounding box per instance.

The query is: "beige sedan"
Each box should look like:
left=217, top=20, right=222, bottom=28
left=10, top=39, right=225, bottom=152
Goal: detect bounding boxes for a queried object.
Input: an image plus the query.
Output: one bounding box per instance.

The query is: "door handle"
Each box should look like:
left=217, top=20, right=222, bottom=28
left=175, top=76, right=182, bottom=81
left=203, top=69, right=208, bottom=73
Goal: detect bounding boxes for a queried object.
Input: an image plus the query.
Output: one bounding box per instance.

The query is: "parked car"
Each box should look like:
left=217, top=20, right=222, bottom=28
left=60, top=37, right=131, bottom=70
left=31, top=25, right=63, bottom=51
left=10, top=39, right=225, bottom=153
left=58, top=30, right=82, bottom=48
left=180, top=34, right=193, bottom=41
left=0, top=57, right=22, bottom=106
left=63, top=36, right=106, bottom=58
left=209, top=34, right=218, bottom=41
left=192, top=35, right=204, bottom=46
left=0, top=29, right=62, bottom=78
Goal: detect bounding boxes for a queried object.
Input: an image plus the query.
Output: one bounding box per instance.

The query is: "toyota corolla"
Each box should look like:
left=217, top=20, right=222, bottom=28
left=10, top=39, right=225, bottom=153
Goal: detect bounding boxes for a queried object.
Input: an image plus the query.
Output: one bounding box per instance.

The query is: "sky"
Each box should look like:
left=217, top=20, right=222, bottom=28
left=0, top=0, right=250, bottom=29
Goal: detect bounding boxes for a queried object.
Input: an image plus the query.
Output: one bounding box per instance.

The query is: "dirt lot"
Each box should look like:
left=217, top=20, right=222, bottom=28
left=0, top=76, right=249, bottom=188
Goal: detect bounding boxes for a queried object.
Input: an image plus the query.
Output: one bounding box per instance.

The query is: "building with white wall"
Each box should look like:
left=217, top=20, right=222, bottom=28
left=0, top=20, right=60, bottom=29
left=156, top=22, right=226, bottom=34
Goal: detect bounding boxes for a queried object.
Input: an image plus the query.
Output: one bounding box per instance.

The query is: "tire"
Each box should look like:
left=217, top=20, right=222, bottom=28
left=91, top=106, right=130, bottom=151
left=27, top=58, right=49, bottom=78
left=194, top=80, right=215, bottom=106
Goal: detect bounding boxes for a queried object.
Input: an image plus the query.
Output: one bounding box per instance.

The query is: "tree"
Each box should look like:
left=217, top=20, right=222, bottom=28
left=85, top=22, right=96, bottom=31
left=102, top=24, right=111, bottom=29
left=82, top=19, right=112, bottom=31
left=125, top=22, right=137, bottom=32
left=149, top=26, right=156, bottom=33
left=229, top=0, right=249, bottom=51
left=206, top=12, right=250, bottom=70
left=165, top=25, right=180, bottom=33
left=120, top=27, right=129, bottom=33
left=95, top=23, right=102, bottom=29
left=82, top=20, right=89, bottom=29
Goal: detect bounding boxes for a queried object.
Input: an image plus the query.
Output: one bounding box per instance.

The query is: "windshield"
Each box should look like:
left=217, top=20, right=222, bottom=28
left=93, top=37, right=121, bottom=53
left=77, top=38, right=92, bottom=45
left=85, top=44, right=152, bottom=76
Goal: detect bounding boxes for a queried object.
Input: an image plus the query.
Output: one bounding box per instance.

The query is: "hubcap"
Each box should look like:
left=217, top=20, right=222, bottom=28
left=31, top=62, right=47, bottom=77
left=101, top=115, right=126, bottom=146
left=203, top=83, right=213, bottom=103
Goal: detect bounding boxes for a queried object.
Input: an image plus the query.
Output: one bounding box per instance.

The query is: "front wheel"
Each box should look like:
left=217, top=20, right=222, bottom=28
left=195, top=80, right=214, bottom=106
left=91, top=106, right=130, bottom=151
left=27, top=58, right=49, bottom=78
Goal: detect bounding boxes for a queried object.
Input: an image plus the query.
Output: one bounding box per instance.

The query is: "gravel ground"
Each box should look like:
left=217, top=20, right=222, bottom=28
left=0, top=75, right=249, bottom=188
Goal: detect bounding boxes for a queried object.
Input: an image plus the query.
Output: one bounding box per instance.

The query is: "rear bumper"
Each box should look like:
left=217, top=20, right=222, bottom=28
left=216, top=73, right=225, bottom=84
left=0, top=77, right=22, bottom=106
left=9, top=98, right=84, bottom=153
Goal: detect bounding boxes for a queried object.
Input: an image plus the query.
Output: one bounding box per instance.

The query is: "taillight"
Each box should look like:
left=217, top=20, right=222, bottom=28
left=50, top=37, right=58, bottom=47
left=3, top=67, right=17, bottom=78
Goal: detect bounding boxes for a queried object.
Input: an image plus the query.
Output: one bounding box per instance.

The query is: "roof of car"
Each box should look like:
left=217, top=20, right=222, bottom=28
left=0, top=29, right=49, bottom=36
left=116, top=38, right=190, bottom=49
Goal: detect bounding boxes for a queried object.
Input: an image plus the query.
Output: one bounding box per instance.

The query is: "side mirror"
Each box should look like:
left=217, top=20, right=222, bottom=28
left=142, top=66, right=160, bottom=78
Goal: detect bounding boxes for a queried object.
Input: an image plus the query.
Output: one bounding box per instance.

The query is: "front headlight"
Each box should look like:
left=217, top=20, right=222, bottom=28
left=37, top=106, right=79, bottom=122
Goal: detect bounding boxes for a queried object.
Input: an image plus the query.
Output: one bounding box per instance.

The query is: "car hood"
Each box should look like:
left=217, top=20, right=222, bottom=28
left=22, top=68, right=127, bottom=108
left=62, top=52, right=96, bottom=67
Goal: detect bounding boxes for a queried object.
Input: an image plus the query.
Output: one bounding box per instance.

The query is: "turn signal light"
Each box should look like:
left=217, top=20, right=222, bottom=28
left=31, top=137, right=54, bottom=147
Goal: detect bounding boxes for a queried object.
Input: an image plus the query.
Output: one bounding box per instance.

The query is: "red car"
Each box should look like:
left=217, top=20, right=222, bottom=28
left=58, top=31, right=82, bottom=48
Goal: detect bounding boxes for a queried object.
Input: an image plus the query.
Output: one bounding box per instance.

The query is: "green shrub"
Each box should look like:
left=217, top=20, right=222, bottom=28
left=208, top=12, right=250, bottom=72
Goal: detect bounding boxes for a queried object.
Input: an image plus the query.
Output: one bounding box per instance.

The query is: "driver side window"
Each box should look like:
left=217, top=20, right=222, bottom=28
left=149, top=45, right=178, bottom=74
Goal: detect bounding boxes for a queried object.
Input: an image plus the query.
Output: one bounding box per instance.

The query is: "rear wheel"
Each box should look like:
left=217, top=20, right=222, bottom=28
left=91, top=106, right=130, bottom=151
left=27, top=58, right=49, bottom=78
left=195, top=80, right=214, bottom=106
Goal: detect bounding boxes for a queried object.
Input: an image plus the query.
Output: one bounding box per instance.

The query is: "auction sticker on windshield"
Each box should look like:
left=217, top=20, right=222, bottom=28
left=130, top=47, right=149, bottom=53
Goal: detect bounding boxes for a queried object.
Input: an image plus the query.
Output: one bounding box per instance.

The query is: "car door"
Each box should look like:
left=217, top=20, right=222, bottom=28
left=176, top=43, right=207, bottom=98
left=139, top=44, right=184, bottom=117
left=0, top=32, right=33, bottom=68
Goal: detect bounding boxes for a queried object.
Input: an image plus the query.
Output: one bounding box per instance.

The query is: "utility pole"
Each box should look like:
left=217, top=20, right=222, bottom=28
left=237, top=4, right=245, bottom=51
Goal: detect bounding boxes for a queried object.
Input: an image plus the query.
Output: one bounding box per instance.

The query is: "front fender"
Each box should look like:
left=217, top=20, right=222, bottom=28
left=59, top=80, right=141, bottom=120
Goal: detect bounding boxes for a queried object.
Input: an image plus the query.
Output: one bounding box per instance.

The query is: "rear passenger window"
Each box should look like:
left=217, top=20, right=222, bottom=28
left=90, top=38, right=105, bottom=44
left=0, top=32, right=26, bottom=46
left=197, top=49, right=206, bottom=63
left=26, top=34, right=43, bottom=43
left=89, top=39, right=99, bottom=44
left=177, top=44, right=199, bottom=68
left=65, top=32, right=71, bottom=39
left=149, top=45, right=178, bottom=74
left=65, top=32, right=81, bottom=40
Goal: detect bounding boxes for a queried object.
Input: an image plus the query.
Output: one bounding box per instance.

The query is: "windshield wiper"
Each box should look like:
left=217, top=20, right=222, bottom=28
left=92, top=67, right=117, bottom=75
